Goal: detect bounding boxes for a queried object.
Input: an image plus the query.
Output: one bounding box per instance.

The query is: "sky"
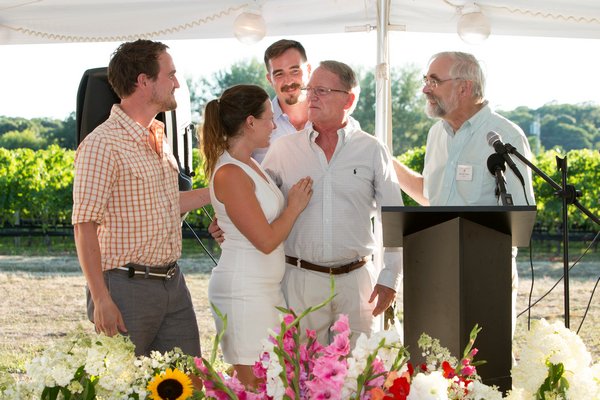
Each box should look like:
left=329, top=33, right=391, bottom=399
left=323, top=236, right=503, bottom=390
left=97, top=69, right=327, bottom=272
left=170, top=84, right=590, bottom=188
left=0, top=31, right=598, bottom=120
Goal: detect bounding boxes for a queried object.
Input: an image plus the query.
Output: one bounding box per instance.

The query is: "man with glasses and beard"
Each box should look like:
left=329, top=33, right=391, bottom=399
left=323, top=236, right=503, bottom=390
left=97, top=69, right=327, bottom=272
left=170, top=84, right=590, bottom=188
left=392, top=51, right=535, bottom=335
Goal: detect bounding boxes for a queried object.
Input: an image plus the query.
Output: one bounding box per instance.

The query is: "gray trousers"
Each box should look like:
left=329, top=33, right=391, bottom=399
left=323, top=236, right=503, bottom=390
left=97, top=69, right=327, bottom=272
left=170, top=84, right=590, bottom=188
left=87, top=266, right=201, bottom=357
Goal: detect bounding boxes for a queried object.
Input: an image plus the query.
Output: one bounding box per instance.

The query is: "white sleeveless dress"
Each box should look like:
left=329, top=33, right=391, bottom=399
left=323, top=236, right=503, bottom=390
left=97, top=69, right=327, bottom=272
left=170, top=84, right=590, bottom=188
left=208, top=151, right=286, bottom=365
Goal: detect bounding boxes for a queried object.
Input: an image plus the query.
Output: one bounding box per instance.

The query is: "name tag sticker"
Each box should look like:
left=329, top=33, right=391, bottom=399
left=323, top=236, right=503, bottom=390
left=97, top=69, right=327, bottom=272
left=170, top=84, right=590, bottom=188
left=456, top=165, right=473, bottom=181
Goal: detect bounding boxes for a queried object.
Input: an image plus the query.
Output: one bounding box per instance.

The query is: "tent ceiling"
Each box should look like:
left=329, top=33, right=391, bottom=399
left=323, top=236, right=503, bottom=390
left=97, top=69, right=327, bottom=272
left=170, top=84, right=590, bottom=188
left=1, top=0, right=599, bottom=45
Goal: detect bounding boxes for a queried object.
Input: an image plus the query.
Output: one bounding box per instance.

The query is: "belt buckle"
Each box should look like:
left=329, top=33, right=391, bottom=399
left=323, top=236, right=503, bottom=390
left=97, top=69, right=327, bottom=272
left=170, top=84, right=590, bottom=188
left=165, top=265, right=177, bottom=280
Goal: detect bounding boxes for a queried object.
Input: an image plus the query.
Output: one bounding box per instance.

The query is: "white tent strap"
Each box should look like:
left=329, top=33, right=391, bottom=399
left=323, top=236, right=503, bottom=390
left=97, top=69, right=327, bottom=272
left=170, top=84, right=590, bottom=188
left=0, top=4, right=245, bottom=43
left=443, top=0, right=600, bottom=25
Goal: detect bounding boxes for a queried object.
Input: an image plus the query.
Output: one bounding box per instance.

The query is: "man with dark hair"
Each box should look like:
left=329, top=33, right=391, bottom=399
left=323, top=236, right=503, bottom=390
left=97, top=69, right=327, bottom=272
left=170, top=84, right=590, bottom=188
left=252, top=39, right=312, bottom=163
left=72, top=39, right=209, bottom=356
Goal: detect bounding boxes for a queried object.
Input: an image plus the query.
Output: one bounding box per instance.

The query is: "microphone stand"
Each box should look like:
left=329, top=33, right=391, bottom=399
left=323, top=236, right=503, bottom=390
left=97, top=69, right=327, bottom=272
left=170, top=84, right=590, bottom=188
left=504, top=143, right=600, bottom=328
left=487, top=153, right=514, bottom=206
left=494, top=167, right=514, bottom=206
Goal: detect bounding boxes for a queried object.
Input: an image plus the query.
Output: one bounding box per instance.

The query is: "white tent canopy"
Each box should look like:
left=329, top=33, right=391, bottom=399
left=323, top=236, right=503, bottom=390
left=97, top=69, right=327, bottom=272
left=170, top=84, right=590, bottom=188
left=2, top=0, right=598, bottom=146
left=1, top=0, right=599, bottom=45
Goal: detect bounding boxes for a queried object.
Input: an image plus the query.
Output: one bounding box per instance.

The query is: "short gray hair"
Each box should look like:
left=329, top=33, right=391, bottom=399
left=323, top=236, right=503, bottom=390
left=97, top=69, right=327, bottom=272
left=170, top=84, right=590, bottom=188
left=430, top=51, right=485, bottom=100
left=318, top=60, right=360, bottom=113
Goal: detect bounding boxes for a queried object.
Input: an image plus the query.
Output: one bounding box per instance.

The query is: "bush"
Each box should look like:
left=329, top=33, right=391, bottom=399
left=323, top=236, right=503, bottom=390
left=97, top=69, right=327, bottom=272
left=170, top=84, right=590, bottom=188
left=1, top=146, right=598, bottom=234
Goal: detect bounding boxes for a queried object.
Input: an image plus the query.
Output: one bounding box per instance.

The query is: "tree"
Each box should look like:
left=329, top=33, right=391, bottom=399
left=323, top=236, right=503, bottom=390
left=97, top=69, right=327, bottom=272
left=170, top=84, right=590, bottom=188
left=541, top=114, right=592, bottom=151
left=353, top=65, right=432, bottom=156
left=0, top=129, right=47, bottom=150
left=187, top=58, right=275, bottom=123
left=41, top=113, right=77, bottom=149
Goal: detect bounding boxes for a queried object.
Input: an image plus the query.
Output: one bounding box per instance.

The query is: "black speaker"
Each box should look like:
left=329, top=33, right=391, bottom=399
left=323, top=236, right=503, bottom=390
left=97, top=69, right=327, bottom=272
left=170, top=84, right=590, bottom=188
left=75, top=67, right=194, bottom=191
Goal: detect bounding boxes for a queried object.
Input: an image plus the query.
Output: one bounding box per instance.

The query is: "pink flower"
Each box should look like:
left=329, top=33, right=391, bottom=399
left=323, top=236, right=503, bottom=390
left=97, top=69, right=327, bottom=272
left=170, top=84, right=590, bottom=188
left=366, top=358, right=386, bottom=388
left=305, top=379, right=339, bottom=399
left=324, top=332, right=350, bottom=358
left=312, top=356, right=348, bottom=387
left=331, top=314, right=350, bottom=334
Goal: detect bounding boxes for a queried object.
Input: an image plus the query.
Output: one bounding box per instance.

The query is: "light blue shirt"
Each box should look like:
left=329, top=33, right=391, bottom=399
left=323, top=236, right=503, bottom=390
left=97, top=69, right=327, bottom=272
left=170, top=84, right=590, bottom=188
left=422, top=102, right=535, bottom=206
left=252, top=97, right=312, bottom=164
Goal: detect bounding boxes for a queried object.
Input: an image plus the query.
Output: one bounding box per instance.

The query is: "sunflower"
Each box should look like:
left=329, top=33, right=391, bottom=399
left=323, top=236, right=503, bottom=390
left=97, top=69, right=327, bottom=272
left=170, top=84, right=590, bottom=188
left=147, top=368, right=194, bottom=400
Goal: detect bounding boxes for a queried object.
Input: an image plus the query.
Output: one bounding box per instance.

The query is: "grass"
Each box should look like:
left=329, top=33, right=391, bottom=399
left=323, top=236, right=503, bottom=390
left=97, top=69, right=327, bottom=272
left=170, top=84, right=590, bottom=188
left=0, top=236, right=598, bottom=378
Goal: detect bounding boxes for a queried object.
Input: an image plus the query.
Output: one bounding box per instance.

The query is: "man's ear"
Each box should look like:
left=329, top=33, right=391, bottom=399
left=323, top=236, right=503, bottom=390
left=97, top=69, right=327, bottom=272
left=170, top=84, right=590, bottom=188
left=459, top=79, right=473, bottom=98
left=137, top=73, right=148, bottom=88
left=343, top=92, right=356, bottom=111
left=266, top=71, right=273, bottom=86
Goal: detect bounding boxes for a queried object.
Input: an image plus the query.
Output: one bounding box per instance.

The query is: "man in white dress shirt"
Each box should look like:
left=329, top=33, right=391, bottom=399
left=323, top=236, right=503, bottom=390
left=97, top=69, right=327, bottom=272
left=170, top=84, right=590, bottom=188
left=252, top=39, right=312, bottom=163
left=393, top=51, right=535, bottom=334
left=262, top=60, right=404, bottom=345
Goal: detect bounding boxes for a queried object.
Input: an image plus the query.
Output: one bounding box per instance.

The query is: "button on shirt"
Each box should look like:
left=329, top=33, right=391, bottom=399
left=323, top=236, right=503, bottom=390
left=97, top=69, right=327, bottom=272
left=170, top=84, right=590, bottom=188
left=252, top=97, right=312, bottom=164
left=72, top=105, right=182, bottom=270
left=422, top=102, right=535, bottom=206
left=262, top=117, right=404, bottom=289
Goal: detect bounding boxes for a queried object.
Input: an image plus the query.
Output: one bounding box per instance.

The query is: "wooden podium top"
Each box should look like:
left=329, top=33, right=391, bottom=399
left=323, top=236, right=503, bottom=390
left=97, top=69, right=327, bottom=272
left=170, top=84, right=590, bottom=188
left=382, top=206, right=537, bottom=247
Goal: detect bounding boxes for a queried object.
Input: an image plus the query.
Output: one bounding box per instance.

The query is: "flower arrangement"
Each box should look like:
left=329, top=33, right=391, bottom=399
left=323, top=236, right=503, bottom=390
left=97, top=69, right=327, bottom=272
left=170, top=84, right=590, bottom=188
left=506, top=319, right=600, bottom=400
left=1, top=307, right=599, bottom=399
left=0, top=327, right=198, bottom=400
left=192, top=290, right=503, bottom=400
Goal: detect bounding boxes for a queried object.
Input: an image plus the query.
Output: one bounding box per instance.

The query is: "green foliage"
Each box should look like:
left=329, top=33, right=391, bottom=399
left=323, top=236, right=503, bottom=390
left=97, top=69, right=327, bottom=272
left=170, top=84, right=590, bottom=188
left=536, top=362, right=569, bottom=400
left=498, top=102, right=600, bottom=153
left=396, top=146, right=426, bottom=206
left=0, top=129, right=47, bottom=150
left=187, top=58, right=275, bottom=123
left=532, top=149, right=600, bottom=232
left=0, top=145, right=75, bottom=228
left=353, top=65, right=433, bottom=155
left=0, top=115, right=76, bottom=150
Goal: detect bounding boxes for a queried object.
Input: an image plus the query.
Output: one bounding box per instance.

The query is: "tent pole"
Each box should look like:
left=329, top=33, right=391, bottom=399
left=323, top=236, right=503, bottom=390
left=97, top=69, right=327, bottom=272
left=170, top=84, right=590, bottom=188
left=375, top=0, right=392, bottom=151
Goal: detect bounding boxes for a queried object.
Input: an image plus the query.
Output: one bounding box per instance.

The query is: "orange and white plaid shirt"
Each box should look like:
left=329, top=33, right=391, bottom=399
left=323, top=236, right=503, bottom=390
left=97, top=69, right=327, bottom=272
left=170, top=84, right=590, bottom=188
left=72, top=105, right=181, bottom=271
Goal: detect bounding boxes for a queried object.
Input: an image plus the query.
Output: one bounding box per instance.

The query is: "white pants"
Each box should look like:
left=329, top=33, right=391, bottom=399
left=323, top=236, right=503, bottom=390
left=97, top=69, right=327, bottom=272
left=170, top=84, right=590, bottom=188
left=282, top=260, right=381, bottom=347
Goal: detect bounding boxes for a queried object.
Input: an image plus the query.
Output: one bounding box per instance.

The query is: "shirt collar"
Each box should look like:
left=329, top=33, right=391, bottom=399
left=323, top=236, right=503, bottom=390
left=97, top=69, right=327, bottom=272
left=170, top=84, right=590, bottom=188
left=442, top=100, right=490, bottom=137
left=110, top=104, right=165, bottom=146
left=308, top=115, right=360, bottom=144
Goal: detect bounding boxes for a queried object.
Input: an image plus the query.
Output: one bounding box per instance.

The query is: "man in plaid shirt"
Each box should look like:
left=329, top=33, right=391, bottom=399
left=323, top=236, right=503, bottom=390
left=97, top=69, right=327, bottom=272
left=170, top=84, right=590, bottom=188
left=72, top=39, right=209, bottom=356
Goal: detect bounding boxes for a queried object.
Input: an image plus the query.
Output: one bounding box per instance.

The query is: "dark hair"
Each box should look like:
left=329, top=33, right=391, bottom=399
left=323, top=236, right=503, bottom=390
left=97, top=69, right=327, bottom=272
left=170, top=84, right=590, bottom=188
left=108, top=39, right=169, bottom=99
left=263, top=39, right=307, bottom=71
left=201, top=84, right=270, bottom=178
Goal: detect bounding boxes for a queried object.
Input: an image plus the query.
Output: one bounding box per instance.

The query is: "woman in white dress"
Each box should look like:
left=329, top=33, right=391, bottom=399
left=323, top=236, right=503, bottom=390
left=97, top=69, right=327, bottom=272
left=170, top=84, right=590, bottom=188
left=201, top=84, right=312, bottom=387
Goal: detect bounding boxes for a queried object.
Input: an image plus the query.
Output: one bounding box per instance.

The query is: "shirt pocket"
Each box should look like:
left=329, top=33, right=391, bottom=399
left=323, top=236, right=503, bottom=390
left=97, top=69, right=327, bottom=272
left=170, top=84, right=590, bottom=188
left=347, top=165, right=373, bottom=197
left=455, top=163, right=485, bottom=204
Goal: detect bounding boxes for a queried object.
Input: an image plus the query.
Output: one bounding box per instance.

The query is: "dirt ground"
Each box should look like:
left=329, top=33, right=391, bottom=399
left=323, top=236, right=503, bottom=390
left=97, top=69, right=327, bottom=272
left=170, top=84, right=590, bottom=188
left=0, top=255, right=598, bottom=374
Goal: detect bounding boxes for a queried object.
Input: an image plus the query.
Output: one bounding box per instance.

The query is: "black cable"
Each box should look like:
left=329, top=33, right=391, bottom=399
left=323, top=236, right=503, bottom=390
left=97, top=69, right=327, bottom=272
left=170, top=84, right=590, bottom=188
left=518, top=231, right=600, bottom=323
left=526, top=239, right=534, bottom=330
left=183, top=206, right=218, bottom=266
left=577, top=275, right=600, bottom=335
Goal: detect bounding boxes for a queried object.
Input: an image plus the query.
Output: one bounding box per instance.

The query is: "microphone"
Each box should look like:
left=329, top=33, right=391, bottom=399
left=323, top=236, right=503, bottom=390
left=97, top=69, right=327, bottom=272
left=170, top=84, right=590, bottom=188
left=486, top=131, right=525, bottom=186
left=487, top=153, right=514, bottom=206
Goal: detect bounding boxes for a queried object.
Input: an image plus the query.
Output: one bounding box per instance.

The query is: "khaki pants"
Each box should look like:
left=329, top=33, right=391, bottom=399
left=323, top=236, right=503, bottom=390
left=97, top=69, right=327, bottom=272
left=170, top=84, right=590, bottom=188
left=282, top=260, right=381, bottom=347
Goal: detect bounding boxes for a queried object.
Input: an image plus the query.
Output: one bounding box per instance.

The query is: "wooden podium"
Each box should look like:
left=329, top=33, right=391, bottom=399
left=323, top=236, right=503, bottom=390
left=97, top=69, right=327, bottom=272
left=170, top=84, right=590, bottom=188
left=382, top=206, right=536, bottom=393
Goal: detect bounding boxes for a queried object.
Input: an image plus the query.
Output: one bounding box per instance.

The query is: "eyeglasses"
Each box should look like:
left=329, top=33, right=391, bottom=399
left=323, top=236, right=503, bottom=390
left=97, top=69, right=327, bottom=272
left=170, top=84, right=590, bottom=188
left=301, top=86, right=350, bottom=96
left=422, top=76, right=462, bottom=88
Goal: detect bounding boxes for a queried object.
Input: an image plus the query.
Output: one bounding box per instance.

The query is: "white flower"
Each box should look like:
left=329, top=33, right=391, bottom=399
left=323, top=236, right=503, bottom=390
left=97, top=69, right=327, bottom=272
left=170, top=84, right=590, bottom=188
left=466, top=380, right=503, bottom=400
left=512, top=319, right=599, bottom=398
left=407, top=371, right=449, bottom=400
left=504, top=387, right=534, bottom=400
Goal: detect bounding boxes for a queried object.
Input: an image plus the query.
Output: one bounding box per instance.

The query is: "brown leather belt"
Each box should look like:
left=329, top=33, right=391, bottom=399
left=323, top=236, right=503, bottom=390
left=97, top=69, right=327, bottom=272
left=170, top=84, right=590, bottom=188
left=285, top=256, right=369, bottom=275
left=114, top=262, right=178, bottom=280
